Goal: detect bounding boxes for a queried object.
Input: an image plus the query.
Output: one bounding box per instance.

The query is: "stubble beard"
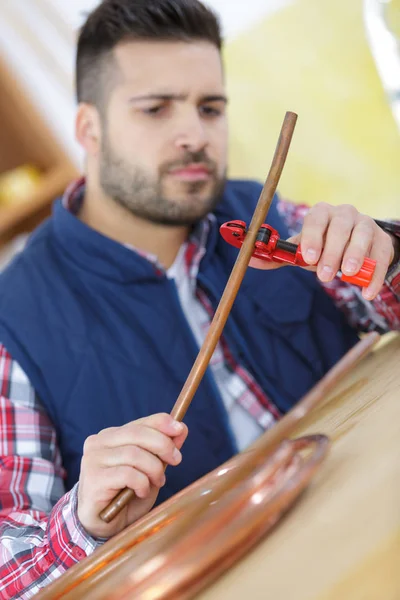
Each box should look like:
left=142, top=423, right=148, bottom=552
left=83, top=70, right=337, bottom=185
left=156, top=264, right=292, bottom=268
left=99, top=136, right=227, bottom=226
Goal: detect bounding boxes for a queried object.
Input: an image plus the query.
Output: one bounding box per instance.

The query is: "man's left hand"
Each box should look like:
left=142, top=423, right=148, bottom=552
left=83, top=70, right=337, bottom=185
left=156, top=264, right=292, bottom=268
left=250, top=203, right=395, bottom=301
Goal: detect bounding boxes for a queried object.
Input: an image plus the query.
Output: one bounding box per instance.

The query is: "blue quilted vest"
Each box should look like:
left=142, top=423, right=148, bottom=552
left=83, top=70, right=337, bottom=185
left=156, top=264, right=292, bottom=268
left=0, top=180, right=359, bottom=503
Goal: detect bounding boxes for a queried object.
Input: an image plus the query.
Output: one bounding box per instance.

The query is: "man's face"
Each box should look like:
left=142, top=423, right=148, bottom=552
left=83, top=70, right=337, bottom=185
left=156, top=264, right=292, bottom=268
left=98, top=40, right=228, bottom=226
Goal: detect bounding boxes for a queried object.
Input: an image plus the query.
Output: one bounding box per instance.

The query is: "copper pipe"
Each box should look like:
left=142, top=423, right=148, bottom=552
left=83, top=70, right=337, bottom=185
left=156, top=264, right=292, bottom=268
left=74, top=436, right=330, bottom=600
left=99, top=111, right=298, bottom=523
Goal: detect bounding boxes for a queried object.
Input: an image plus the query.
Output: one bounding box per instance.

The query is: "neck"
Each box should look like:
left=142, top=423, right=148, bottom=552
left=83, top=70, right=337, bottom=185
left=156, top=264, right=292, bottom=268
left=79, top=182, right=190, bottom=269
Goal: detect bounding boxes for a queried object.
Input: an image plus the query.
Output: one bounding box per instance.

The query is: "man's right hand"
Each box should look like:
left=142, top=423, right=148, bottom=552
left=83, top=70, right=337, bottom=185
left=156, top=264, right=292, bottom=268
left=77, top=413, right=188, bottom=539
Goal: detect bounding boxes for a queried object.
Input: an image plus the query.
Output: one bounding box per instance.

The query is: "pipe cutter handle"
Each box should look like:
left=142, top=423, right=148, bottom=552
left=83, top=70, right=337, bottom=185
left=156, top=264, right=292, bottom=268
left=220, top=220, right=376, bottom=288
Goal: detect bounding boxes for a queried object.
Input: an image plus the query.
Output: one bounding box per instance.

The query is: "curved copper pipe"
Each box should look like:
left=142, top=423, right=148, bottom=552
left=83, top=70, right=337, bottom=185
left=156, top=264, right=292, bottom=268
left=58, top=436, right=330, bottom=600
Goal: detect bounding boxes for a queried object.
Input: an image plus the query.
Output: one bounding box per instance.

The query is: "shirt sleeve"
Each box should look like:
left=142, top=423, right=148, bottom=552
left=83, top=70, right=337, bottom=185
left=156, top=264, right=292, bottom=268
left=277, top=198, right=400, bottom=333
left=0, top=344, right=101, bottom=599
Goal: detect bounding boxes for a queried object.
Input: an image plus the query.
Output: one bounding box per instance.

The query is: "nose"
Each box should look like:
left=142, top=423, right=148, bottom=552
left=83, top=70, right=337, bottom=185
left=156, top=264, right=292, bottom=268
left=174, top=109, right=208, bottom=153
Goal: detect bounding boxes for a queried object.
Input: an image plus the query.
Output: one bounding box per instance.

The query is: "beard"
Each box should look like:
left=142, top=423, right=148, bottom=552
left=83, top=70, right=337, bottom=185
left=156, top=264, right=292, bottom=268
left=98, top=134, right=227, bottom=227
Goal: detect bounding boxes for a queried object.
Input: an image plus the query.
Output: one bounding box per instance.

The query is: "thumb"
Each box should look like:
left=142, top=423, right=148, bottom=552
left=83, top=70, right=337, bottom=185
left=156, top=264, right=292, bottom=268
left=248, top=257, right=284, bottom=270
left=287, top=233, right=301, bottom=245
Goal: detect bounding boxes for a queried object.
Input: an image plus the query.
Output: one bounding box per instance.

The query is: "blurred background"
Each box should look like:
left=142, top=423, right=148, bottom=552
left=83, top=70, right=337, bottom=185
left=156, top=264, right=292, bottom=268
left=0, top=0, right=399, bottom=264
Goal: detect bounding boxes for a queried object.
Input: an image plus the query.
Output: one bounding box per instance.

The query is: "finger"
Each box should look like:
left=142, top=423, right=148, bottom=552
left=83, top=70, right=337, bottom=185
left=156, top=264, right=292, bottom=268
left=96, top=413, right=184, bottom=445
left=99, top=445, right=166, bottom=487
left=103, top=413, right=184, bottom=438
left=172, top=423, right=188, bottom=450
left=104, top=465, right=152, bottom=499
left=285, top=234, right=317, bottom=271
left=131, top=413, right=185, bottom=437
left=287, top=233, right=301, bottom=245
left=96, top=424, right=182, bottom=466
left=300, top=203, right=331, bottom=265
left=317, top=205, right=358, bottom=282
left=341, top=217, right=374, bottom=276
left=362, top=231, right=394, bottom=300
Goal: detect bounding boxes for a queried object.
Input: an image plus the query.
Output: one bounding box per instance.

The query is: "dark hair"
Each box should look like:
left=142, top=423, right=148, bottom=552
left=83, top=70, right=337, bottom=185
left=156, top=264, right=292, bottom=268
left=76, top=0, right=222, bottom=108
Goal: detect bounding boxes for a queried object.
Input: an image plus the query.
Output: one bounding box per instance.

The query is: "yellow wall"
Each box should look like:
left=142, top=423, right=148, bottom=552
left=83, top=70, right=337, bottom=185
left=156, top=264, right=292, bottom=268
left=224, top=0, right=400, bottom=218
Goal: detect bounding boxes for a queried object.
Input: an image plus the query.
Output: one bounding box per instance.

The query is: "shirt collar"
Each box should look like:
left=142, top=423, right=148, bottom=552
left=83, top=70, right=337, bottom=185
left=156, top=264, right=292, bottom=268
left=62, top=177, right=214, bottom=282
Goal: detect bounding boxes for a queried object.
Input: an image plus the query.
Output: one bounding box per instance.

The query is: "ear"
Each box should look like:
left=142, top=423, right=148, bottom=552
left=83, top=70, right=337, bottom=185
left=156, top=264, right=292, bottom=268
left=75, top=103, right=102, bottom=156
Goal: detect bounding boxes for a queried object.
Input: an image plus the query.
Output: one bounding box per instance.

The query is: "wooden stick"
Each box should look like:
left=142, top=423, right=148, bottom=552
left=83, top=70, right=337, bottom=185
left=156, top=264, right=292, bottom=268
left=99, top=111, right=298, bottom=523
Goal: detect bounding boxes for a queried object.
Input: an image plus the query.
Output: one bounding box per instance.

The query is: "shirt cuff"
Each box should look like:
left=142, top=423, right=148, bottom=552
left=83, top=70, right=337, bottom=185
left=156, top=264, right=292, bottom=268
left=385, top=257, right=400, bottom=294
left=47, top=483, right=104, bottom=569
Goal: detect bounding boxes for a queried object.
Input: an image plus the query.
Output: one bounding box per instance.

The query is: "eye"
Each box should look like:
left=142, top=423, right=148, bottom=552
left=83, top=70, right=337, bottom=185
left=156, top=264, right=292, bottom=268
left=142, top=105, right=165, bottom=115
left=200, top=105, right=223, bottom=117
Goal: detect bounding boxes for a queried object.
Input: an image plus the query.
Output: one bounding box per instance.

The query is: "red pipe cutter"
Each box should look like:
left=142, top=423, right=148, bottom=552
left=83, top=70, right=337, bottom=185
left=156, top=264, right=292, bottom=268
left=220, top=220, right=376, bottom=287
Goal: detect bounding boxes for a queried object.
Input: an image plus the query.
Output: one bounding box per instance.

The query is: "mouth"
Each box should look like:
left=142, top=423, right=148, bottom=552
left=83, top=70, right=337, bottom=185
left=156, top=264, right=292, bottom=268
left=167, top=163, right=213, bottom=182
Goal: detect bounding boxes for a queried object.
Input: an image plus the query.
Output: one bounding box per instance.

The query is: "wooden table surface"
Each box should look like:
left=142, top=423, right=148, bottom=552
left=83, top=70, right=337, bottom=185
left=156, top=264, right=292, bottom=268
left=199, top=334, right=400, bottom=600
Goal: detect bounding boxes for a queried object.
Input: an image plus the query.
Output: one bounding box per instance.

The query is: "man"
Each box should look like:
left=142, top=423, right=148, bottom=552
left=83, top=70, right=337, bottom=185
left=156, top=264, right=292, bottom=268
left=0, top=0, right=399, bottom=597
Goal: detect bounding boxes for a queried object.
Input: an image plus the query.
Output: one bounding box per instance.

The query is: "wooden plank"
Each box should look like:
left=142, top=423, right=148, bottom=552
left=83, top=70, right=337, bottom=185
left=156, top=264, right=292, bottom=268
left=199, top=334, right=400, bottom=600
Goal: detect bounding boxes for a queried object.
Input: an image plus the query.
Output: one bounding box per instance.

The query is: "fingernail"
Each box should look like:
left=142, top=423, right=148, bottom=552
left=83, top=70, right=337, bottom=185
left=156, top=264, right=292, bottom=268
left=320, top=266, right=333, bottom=281
left=344, top=258, right=359, bottom=274
left=305, top=248, right=317, bottom=263
left=161, top=474, right=166, bottom=486
left=171, top=420, right=183, bottom=433
left=173, top=448, right=182, bottom=463
left=363, top=286, right=374, bottom=300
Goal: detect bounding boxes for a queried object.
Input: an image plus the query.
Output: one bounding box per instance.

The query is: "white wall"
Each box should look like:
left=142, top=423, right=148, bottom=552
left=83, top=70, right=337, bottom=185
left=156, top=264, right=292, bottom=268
left=0, top=0, right=292, bottom=167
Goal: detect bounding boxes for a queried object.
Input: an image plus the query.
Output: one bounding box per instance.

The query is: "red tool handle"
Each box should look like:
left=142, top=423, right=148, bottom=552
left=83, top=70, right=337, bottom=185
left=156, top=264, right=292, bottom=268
left=296, top=248, right=376, bottom=287
left=220, top=220, right=376, bottom=288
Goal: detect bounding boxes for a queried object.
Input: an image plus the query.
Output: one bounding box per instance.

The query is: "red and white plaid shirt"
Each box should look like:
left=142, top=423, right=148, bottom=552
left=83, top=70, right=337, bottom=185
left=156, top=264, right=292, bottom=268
left=0, top=180, right=399, bottom=598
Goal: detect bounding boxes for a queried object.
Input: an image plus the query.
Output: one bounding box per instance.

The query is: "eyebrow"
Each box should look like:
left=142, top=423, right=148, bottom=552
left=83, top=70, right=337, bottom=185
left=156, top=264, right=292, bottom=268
left=129, top=94, right=228, bottom=104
